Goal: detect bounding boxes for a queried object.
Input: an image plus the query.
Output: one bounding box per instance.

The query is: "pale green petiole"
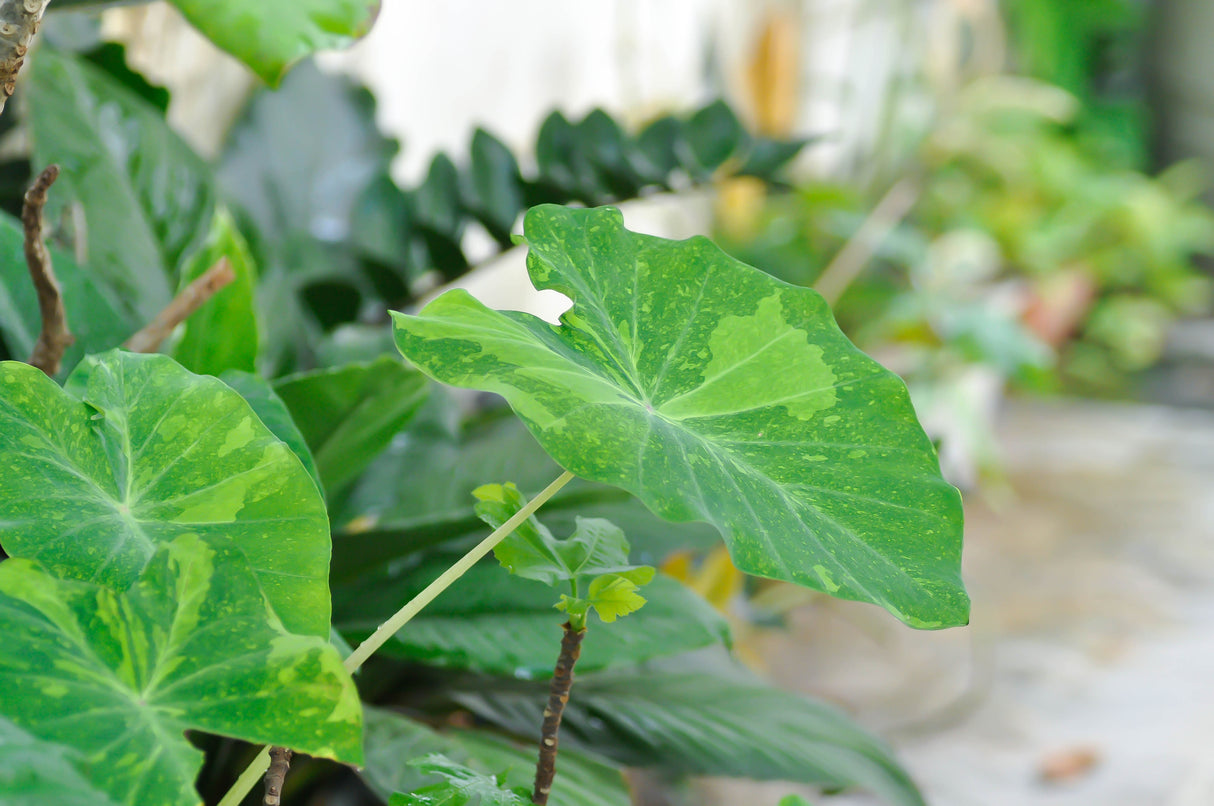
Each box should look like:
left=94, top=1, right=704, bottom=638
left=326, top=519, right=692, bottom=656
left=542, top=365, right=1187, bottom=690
left=216, top=469, right=576, bottom=806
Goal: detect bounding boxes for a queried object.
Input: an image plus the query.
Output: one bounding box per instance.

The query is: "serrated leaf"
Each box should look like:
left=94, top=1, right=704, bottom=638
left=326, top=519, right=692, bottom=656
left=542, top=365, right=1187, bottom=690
left=474, top=483, right=645, bottom=587
left=273, top=356, right=429, bottom=496
left=334, top=558, right=727, bottom=678
left=450, top=670, right=923, bottom=806
left=391, top=205, right=968, bottom=628
left=172, top=207, right=260, bottom=376
left=390, top=755, right=531, bottom=806
left=0, top=717, right=122, bottom=806
left=583, top=569, right=654, bottom=622
left=169, top=0, right=380, bottom=86
left=26, top=47, right=216, bottom=323
left=0, top=534, right=363, bottom=806
left=0, top=351, right=331, bottom=637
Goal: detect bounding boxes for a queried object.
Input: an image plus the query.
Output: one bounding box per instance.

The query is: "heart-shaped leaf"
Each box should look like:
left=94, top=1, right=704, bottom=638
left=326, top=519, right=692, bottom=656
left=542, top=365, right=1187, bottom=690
left=0, top=351, right=331, bottom=637
left=0, top=533, right=362, bottom=806
left=392, top=205, right=967, bottom=628
left=169, top=0, right=381, bottom=86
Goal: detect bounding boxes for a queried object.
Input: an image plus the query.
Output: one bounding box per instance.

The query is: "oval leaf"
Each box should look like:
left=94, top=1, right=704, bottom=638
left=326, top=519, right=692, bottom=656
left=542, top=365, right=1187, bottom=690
left=0, top=534, right=362, bottom=806
left=450, top=670, right=923, bottom=806
left=334, top=558, right=728, bottom=679
left=0, top=351, right=332, bottom=637
left=391, top=205, right=967, bottom=628
left=170, top=0, right=380, bottom=86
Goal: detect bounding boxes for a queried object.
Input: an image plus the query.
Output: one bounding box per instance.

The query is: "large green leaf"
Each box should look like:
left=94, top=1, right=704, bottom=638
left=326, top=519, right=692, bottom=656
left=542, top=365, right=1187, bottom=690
left=171, top=207, right=260, bottom=376
left=0, top=351, right=331, bottom=637
left=0, top=533, right=363, bottom=806
left=362, top=708, right=629, bottom=806
left=450, top=671, right=923, bottom=806
left=0, top=717, right=121, bottom=806
left=26, top=47, right=216, bottom=323
left=334, top=557, right=728, bottom=678
left=170, top=0, right=380, bottom=86
left=273, top=356, right=429, bottom=496
left=391, top=205, right=968, bottom=628
left=389, top=756, right=531, bottom=806
left=0, top=210, right=132, bottom=376
left=220, top=369, right=323, bottom=495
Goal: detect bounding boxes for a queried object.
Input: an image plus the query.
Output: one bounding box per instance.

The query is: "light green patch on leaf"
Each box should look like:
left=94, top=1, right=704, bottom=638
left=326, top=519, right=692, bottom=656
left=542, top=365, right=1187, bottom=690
left=393, top=205, right=968, bottom=628
left=172, top=207, right=260, bottom=376
left=273, top=356, right=429, bottom=496
left=389, top=755, right=530, bottom=806
left=169, top=0, right=380, bottom=86
left=0, top=351, right=331, bottom=637
left=0, top=534, right=363, bottom=806
left=220, top=369, right=324, bottom=496
left=0, top=716, right=122, bottom=806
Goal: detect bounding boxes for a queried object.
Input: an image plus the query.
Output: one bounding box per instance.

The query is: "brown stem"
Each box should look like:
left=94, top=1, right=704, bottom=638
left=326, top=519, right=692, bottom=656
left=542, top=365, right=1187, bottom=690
left=532, top=621, right=585, bottom=805
left=262, top=746, right=292, bottom=806
left=123, top=257, right=235, bottom=353
left=0, top=0, right=51, bottom=116
left=23, top=163, right=73, bottom=376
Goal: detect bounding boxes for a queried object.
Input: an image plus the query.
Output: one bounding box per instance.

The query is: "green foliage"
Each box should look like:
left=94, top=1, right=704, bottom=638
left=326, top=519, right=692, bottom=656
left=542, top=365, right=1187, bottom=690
left=335, top=552, right=726, bottom=677
left=394, top=205, right=968, bottom=628
left=448, top=669, right=925, bottom=805
left=26, top=47, right=215, bottom=323
left=0, top=352, right=332, bottom=637
left=0, top=534, right=362, bottom=806
left=0, top=717, right=121, bottom=806
left=389, top=755, right=532, bottom=806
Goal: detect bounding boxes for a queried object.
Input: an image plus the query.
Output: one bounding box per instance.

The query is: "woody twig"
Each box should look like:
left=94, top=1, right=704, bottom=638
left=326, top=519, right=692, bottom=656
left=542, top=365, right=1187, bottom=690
left=123, top=257, right=234, bottom=353
left=23, top=163, right=73, bottom=376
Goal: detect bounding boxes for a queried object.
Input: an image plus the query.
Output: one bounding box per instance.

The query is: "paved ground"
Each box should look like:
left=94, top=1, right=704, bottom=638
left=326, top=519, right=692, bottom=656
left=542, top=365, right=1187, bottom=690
left=698, top=399, right=1214, bottom=806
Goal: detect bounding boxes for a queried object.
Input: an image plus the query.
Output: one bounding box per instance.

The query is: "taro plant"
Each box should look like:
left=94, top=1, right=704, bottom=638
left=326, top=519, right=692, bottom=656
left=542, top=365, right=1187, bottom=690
left=0, top=5, right=968, bottom=806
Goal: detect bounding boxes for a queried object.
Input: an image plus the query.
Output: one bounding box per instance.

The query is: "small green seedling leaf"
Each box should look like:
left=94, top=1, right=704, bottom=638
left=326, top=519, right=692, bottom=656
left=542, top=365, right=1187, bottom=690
left=558, top=568, right=655, bottom=623
left=0, top=533, right=363, bottom=806
left=394, top=205, right=968, bottom=628
left=389, top=755, right=531, bottom=806
left=778, top=796, right=816, bottom=806
left=0, top=351, right=332, bottom=637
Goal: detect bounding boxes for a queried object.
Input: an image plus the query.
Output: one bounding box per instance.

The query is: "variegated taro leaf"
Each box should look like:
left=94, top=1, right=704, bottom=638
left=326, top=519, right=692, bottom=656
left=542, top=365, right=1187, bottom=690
left=392, top=205, right=968, bottom=628
left=0, top=533, right=363, bottom=806
left=0, top=351, right=331, bottom=637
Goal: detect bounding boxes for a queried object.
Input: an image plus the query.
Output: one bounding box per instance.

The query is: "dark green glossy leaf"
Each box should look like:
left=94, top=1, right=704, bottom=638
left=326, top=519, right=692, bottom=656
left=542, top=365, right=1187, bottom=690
left=172, top=207, right=260, bottom=376
left=738, top=136, right=811, bottom=178
left=273, top=356, right=429, bottom=496
left=220, top=369, right=323, bottom=495
left=0, top=717, right=121, bottom=806
left=535, top=111, right=602, bottom=201
left=576, top=109, right=643, bottom=199
left=0, top=533, right=363, bottom=806
left=362, top=708, right=629, bottom=806
left=633, top=115, right=683, bottom=186
left=466, top=128, right=524, bottom=245
left=329, top=392, right=720, bottom=582
left=392, top=205, right=968, bottom=628
left=390, top=756, right=531, bottom=806
left=0, top=210, right=132, bottom=376
left=0, top=351, right=331, bottom=637
left=26, top=47, right=215, bottom=322
left=334, top=557, right=728, bottom=679
left=169, top=0, right=380, bottom=86
left=450, top=671, right=923, bottom=806
left=685, top=100, right=748, bottom=174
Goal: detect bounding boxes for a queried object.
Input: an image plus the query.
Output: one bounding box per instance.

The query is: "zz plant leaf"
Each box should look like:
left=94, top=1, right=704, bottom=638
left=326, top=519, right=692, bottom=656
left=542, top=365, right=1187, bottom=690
left=392, top=204, right=968, bottom=628
left=390, top=755, right=531, bottom=806
left=0, top=351, right=332, bottom=637
left=0, top=533, right=363, bottom=806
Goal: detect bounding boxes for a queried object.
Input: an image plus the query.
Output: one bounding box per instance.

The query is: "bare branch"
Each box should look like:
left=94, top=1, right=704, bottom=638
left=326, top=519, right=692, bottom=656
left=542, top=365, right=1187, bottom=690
left=262, top=746, right=293, bottom=806
left=123, top=257, right=234, bottom=353
left=532, top=622, right=585, bottom=805
left=24, top=162, right=73, bottom=375
left=0, top=0, right=51, bottom=116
